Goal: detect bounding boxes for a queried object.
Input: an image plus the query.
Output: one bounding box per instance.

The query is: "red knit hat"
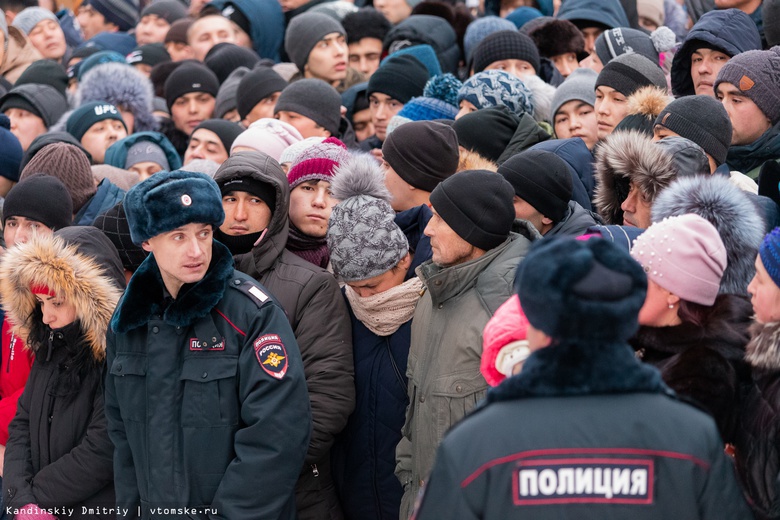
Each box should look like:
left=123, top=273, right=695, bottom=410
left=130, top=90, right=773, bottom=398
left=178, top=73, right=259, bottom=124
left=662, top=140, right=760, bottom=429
left=287, top=137, right=349, bottom=189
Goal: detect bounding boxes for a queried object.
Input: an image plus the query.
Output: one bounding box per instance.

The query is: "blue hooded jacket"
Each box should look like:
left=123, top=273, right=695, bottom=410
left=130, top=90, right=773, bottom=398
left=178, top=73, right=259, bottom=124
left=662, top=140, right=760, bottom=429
left=103, top=131, right=182, bottom=173
left=531, top=137, right=595, bottom=211
left=670, top=8, right=762, bottom=97
left=556, top=0, right=629, bottom=29
left=207, top=0, right=284, bottom=62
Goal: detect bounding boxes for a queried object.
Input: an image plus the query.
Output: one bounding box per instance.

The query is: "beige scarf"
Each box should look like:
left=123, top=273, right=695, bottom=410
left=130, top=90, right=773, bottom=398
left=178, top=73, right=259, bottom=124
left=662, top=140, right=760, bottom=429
left=345, top=277, right=424, bottom=336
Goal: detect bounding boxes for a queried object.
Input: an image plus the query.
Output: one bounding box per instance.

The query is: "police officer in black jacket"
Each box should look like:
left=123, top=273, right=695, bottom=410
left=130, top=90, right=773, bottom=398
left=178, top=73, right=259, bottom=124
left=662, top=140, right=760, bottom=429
left=105, top=170, right=311, bottom=520
left=414, top=237, right=754, bottom=520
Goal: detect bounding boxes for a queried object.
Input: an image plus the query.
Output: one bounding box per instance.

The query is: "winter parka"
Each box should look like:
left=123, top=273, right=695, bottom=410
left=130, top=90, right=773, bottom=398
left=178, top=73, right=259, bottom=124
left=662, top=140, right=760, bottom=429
left=413, top=317, right=754, bottom=520
left=734, top=320, right=780, bottom=520
left=396, top=223, right=536, bottom=519
left=215, top=151, right=354, bottom=520
left=331, top=204, right=433, bottom=520
left=105, top=240, right=311, bottom=520
left=0, top=232, right=124, bottom=519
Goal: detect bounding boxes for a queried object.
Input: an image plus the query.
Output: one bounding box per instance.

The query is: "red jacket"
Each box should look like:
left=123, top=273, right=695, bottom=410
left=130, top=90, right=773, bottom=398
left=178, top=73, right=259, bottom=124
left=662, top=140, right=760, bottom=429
left=0, top=317, right=34, bottom=445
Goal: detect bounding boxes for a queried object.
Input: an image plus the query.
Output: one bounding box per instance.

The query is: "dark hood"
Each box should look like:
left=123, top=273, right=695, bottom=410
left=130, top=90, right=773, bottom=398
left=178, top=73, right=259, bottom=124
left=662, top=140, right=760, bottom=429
left=207, top=0, right=284, bottom=62
left=531, top=137, right=595, bottom=210
left=54, top=226, right=126, bottom=290
left=556, top=0, right=630, bottom=29
left=383, top=15, right=461, bottom=74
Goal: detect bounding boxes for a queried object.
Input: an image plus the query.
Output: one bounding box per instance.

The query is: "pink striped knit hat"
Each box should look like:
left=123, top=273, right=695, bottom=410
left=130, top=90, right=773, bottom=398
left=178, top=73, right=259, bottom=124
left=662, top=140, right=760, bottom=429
left=287, top=137, right=349, bottom=189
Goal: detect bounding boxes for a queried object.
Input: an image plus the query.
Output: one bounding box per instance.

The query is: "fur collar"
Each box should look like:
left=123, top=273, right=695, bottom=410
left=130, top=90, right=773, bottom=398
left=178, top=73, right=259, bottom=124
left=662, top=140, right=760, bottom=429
left=0, top=235, right=122, bottom=361
left=746, top=321, right=780, bottom=371
left=594, top=130, right=677, bottom=225
left=488, top=339, right=669, bottom=402
left=112, top=240, right=234, bottom=333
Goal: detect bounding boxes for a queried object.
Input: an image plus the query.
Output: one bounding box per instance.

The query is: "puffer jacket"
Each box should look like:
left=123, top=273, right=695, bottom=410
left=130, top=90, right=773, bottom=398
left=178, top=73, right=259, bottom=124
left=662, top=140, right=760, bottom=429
left=631, top=294, right=752, bottom=443
left=0, top=232, right=123, bottom=519
left=671, top=8, right=762, bottom=97
left=331, top=205, right=432, bottom=520
left=735, top=321, right=780, bottom=520
left=396, top=222, right=536, bottom=519
left=216, top=151, right=354, bottom=520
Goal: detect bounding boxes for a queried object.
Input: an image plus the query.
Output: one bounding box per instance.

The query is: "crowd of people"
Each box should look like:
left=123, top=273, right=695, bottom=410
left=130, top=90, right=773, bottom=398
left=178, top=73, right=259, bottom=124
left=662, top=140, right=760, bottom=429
left=0, top=0, right=777, bottom=517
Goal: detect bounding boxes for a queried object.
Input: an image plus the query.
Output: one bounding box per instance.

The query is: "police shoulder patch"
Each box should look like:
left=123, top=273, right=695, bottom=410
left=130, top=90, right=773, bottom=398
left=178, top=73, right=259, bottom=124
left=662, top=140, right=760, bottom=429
left=254, top=334, right=288, bottom=379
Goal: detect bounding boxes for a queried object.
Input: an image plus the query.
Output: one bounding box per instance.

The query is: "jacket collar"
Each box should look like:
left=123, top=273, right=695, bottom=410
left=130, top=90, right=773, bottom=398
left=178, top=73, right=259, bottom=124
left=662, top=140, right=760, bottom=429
left=112, top=240, right=235, bottom=333
left=487, top=339, right=670, bottom=403
left=727, top=122, right=780, bottom=174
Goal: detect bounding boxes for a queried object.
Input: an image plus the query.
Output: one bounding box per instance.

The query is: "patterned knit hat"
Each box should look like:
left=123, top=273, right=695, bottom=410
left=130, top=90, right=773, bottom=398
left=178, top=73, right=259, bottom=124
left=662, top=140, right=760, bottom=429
left=457, top=70, right=534, bottom=118
left=287, top=137, right=350, bottom=189
left=471, top=30, right=540, bottom=74
left=714, top=47, right=780, bottom=125
left=327, top=154, right=409, bottom=281
left=93, top=201, right=148, bottom=272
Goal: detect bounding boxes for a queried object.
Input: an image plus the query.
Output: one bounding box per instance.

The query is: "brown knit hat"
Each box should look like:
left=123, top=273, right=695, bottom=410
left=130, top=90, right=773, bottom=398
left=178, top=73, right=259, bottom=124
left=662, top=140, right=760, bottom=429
left=20, top=143, right=96, bottom=213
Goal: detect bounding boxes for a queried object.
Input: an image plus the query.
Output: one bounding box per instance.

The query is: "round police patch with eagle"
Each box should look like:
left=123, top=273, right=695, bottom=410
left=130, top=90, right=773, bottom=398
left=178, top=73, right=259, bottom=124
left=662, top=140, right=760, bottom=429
left=254, top=334, right=288, bottom=379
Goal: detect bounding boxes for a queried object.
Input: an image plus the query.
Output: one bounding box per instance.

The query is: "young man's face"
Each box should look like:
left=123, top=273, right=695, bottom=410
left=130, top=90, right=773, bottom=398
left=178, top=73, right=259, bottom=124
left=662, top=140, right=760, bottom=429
left=28, top=19, right=67, bottom=60
left=81, top=119, right=128, bottom=164
left=76, top=3, right=117, bottom=40
left=579, top=26, right=604, bottom=55
left=244, top=92, right=281, bottom=125
left=553, top=100, right=598, bottom=149
left=305, top=32, right=348, bottom=86
left=288, top=180, right=336, bottom=237
left=373, top=0, right=411, bottom=24
left=512, top=196, right=550, bottom=234
left=5, top=108, right=47, bottom=151
left=142, top=222, right=214, bottom=298
left=550, top=52, right=579, bottom=78
left=716, top=82, right=772, bottom=146
left=748, top=255, right=780, bottom=324
left=135, top=14, right=171, bottom=45
left=220, top=190, right=273, bottom=236
left=424, top=208, right=484, bottom=267
left=691, top=47, right=730, bottom=97
left=184, top=128, right=228, bottom=165
left=188, top=15, right=236, bottom=61
left=171, top=92, right=216, bottom=135
left=165, top=41, right=195, bottom=61
left=348, top=37, right=383, bottom=77
left=369, top=92, right=403, bottom=141
left=594, top=85, right=629, bottom=140
left=484, top=59, right=535, bottom=79
left=3, top=216, right=54, bottom=247
left=383, top=161, right=412, bottom=211
left=352, top=107, right=374, bottom=142
left=276, top=111, right=330, bottom=138
left=129, top=161, right=166, bottom=180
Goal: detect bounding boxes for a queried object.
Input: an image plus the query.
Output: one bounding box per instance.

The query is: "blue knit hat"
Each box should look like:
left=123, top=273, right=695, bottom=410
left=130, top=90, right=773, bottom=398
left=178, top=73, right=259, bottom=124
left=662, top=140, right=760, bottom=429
left=760, top=228, right=780, bottom=288
left=457, top=70, right=534, bottom=117
left=0, top=115, right=22, bottom=183
left=395, top=96, right=458, bottom=121
left=66, top=101, right=127, bottom=141
left=124, top=170, right=225, bottom=245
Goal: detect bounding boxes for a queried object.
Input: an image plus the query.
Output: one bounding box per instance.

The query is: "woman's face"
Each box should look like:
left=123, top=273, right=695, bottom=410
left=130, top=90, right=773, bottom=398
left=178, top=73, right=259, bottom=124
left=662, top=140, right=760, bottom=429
left=36, top=294, right=77, bottom=329
left=637, top=279, right=679, bottom=327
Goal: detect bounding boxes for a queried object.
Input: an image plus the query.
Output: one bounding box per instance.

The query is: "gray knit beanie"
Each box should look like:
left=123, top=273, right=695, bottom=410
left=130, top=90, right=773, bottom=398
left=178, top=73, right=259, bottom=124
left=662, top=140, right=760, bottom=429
left=654, top=95, right=731, bottom=166
left=274, top=79, right=342, bottom=136
left=595, top=52, right=667, bottom=97
left=285, top=12, right=346, bottom=73
left=327, top=154, right=409, bottom=282
left=214, top=66, right=249, bottom=119
left=551, top=67, right=597, bottom=118
left=11, top=7, right=58, bottom=36
left=714, top=47, right=780, bottom=125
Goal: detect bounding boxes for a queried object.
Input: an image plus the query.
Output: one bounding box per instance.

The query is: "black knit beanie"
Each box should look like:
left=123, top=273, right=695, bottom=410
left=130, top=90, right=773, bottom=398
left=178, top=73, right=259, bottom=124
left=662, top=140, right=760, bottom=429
left=342, top=7, right=391, bottom=45
left=218, top=176, right=276, bottom=214
left=654, top=95, right=732, bottom=166
left=204, top=43, right=260, bottom=84
left=367, top=54, right=429, bottom=104
left=595, top=52, right=667, bottom=97
left=273, top=79, right=342, bottom=135
left=3, top=175, right=73, bottom=231
left=163, top=61, right=220, bottom=109
left=92, top=201, right=149, bottom=272
left=471, top=30, right=540, bottom=74
left=429, top=169, right=515, bottom=250
left=452, top=105, right=520, bottom=163
left=14, top=60, right=69, bottom=98
left=191, top=119, right=245, bottom=153
left=236, top=67, right=288, bottom=120
left=382, top=121, right=459, bottom=192
left=498, top=149, right=573, bottom=223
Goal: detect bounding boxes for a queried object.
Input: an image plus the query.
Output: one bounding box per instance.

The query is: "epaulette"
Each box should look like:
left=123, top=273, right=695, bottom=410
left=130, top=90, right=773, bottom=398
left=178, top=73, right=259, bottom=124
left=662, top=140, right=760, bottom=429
left=228, top=277, right=271, bottom=309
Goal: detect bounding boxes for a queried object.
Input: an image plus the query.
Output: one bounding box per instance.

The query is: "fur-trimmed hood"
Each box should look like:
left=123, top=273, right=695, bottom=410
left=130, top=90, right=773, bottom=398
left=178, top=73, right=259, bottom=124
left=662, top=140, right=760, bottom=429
left=0, top=234, right=123, bottom=361
left=651, top=174, right=765, bottom=295
left=594, top=130, right=677, bottom=225
left=51, top=63, right=158, bottom=134
left=746, top=321, right=780, bottom=371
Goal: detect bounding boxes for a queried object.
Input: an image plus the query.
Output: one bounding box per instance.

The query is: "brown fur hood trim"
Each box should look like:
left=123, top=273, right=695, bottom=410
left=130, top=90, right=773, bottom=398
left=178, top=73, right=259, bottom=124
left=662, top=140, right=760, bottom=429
left=0, top=235, right=122, bottom=361
left=457, top=148, right=498, bottom=172
left=594, top=130, right=677, bottom=225
left=746, top=320, right=780, bottom=371
left=626, top=86, right=672, bottom=120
